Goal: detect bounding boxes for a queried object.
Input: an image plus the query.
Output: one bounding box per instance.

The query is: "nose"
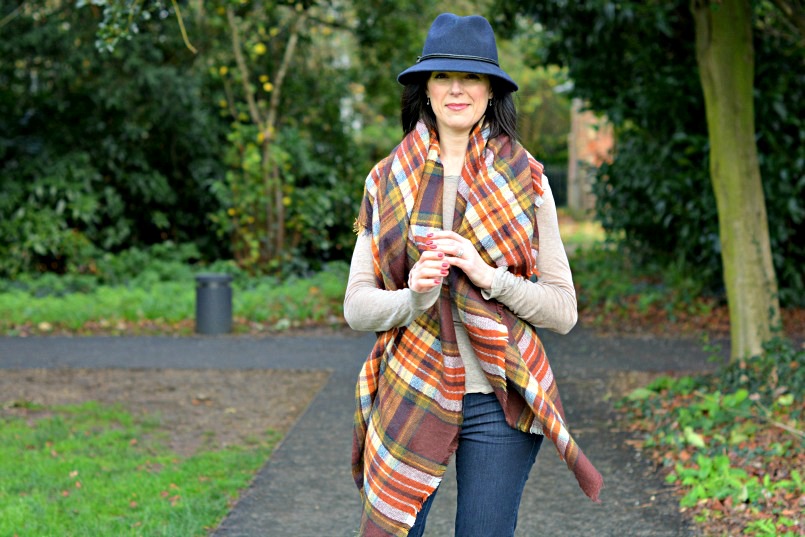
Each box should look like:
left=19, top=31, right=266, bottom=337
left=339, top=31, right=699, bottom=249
left=449, top=78, right=464, bottom=94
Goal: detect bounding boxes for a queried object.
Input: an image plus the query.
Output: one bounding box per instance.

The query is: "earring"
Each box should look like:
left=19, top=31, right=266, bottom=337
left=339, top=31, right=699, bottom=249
left=426, top=98, right=431, bottom=106
left=488, top=99, right=493, bottom=107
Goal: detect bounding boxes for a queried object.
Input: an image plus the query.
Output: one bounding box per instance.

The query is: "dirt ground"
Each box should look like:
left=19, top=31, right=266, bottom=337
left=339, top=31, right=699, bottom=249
left=0, top=368, right=331, bottom=457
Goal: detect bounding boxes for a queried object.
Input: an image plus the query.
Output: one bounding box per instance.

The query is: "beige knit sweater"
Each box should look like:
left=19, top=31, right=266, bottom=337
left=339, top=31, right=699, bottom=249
left=344, top=176, right=576, bottom=393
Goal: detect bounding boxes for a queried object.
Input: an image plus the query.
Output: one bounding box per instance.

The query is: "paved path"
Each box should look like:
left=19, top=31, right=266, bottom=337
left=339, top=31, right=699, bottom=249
left=0, top=327, right=724, bottom=536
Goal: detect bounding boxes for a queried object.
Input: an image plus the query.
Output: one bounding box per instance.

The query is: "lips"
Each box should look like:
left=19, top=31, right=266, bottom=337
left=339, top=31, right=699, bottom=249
left=446, top=104, right=469, bottom=111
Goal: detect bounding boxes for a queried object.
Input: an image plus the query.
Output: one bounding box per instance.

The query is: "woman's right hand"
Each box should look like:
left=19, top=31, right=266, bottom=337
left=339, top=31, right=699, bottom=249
left=407, top=237, right=449, bottom=293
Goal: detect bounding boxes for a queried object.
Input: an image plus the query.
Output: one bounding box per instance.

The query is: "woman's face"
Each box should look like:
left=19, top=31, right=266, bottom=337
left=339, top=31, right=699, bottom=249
left=426, top=71, right=492, bottom=137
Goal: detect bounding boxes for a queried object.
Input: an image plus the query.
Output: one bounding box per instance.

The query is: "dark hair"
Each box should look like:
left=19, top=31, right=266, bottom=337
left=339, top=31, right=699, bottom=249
left=400, top=73, right=518, bottom=142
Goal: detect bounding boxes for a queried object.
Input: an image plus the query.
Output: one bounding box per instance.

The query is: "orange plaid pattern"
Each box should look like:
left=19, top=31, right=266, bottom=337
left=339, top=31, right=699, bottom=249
left=352, top=122, right=602, bottom=536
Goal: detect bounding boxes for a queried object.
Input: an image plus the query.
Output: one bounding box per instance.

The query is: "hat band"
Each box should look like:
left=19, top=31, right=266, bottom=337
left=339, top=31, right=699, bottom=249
left=416, top=53, right=499, bottom=66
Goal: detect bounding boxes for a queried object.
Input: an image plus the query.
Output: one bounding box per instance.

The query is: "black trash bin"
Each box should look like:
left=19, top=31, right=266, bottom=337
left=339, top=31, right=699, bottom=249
left=195, top=273, right=233, bottom=335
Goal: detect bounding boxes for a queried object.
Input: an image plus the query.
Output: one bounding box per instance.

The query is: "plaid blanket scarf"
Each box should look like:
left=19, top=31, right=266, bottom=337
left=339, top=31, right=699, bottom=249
left=352, top=121, right=603, bottom=536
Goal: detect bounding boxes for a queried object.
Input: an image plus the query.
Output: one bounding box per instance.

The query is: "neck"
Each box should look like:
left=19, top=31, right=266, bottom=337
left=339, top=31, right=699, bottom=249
left=439, top=129, right=471, bottom=176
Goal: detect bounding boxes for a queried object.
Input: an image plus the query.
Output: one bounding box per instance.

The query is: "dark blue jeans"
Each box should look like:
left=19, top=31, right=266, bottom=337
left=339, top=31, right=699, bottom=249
left=407, top=392, right=543, bottom=537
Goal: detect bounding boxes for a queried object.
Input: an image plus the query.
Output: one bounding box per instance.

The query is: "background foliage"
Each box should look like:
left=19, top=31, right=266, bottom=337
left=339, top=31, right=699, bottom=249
left=0, top=1, right=378, bottom=277
left=0, top=0, right=575, bottom=279
left=2, top=0, right=802, bottom=308
left=0, top=2, right=227, bottom=276
left=496, top=0, right=805, bottom=306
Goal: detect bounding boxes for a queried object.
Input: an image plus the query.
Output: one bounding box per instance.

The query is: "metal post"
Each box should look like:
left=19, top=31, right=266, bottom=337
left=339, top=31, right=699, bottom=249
left=195, top=273, right=233, bottom=335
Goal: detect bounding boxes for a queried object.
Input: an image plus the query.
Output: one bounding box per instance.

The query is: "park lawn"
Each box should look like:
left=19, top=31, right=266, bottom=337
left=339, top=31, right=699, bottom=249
left=0, top=401, right=279, bottom=536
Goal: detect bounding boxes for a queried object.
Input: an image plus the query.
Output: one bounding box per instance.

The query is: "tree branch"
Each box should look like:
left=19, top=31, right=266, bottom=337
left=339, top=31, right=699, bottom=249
left=221, top=78, right=239, bottom=121
left=170, top=0, right=197, bottom=54
left=265, top=12, right=306, bottom=140
left=263, top=11, right=306, bottom=258
left=768, top=0, right=805, bottom=43
left=306, top=12, right=355, bottom=33
left=753, top=399, right=805, bottom=440
left=226, top=6, right=264, bottom=129
left=0, top=1, right=25, bottom=30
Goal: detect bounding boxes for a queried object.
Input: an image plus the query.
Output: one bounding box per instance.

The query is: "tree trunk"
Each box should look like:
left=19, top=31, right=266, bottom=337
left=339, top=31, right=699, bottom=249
left=691, top=0, right=781, bottom=361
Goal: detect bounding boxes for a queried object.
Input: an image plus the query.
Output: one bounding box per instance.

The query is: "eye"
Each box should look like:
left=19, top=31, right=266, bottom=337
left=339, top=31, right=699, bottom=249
left=466, top=73, right=481, bottom=80
left=433, top=72, right=448, bottom=79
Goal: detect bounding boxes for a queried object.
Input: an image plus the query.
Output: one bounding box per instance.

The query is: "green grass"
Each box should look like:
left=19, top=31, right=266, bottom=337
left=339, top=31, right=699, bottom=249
left=0, top=282, right=195, bottom=330
left=0, top=401, right=279, bottom=536
left=236, top=266, right=347, bottom=327
left=0, top=262, right=349, bottom=335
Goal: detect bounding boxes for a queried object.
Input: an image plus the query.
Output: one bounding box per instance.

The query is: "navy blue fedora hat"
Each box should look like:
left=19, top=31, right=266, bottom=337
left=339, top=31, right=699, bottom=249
left=397, top=13, right=518, bottom=92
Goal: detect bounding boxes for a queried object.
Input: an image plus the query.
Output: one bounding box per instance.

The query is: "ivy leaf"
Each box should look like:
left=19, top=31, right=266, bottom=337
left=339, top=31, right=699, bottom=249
left=776, top=393, right=794, bottom=406
left=683, top=426, right=706, bottom=448
left=627, top=387, right=655, bottom=401
left=728, top=429, right=749, bottom=445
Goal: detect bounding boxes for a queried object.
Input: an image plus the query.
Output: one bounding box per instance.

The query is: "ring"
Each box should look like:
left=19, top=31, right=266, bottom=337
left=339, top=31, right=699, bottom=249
left=456, top=248, right=464, bottom=258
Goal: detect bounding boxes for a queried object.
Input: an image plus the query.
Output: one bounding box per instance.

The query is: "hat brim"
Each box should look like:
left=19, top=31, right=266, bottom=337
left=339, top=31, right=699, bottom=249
left=397, top=58, right=518, bottom=93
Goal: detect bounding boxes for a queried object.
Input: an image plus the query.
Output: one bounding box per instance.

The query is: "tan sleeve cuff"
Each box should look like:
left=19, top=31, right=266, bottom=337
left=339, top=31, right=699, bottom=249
left=481, top=266, right=510, bottom=300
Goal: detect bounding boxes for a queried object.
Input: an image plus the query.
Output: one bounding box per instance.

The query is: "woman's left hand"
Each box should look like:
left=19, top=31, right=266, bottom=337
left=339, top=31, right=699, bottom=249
left=427, top=230, right=495, bottom=290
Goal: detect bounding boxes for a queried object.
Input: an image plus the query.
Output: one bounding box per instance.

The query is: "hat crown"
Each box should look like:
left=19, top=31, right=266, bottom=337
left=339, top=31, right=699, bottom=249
left=420, top=14, right=499, bottom=66
left=397, top=13, right=517, bottom=92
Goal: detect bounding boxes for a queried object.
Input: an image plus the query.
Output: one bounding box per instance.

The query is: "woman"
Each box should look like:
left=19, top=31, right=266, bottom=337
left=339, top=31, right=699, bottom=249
left=345, top=13, right=603, bottom=537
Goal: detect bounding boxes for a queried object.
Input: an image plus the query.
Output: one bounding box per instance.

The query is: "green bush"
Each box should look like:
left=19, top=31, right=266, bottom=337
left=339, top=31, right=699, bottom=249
left=570, top=243, right=709, bottom=319
left=505, top=0, right=805, bottom=306
left=0, top=242, right=202, bottom=297
left=92, top=242, right=201, bottom=287
left=0, top=5, right=229, bottom=277
left=594, top=20, right=804, bottom=305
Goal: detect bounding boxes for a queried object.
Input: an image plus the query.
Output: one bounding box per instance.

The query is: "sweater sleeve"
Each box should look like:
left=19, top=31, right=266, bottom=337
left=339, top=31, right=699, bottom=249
left=482, top=177, right=578, bottom=334
left=343, top=234, right=440, bottom=332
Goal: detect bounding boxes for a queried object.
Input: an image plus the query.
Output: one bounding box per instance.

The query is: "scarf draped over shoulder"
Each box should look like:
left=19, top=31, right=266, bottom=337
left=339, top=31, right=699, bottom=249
left=352, top=121, right=602, bottom=537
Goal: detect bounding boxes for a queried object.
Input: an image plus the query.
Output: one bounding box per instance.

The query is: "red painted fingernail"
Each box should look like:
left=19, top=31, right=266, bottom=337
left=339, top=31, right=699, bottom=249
left=440, top=270, right=448, bottom=275
left=442, top=263, right=449, bottom=268
left=434, top=278, right=441, bottom=284
left=437, top=252, right=444, bottom=258
left=427, top=233, right=434, bottom=237
left=426, top=240, right=433, bottom=245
